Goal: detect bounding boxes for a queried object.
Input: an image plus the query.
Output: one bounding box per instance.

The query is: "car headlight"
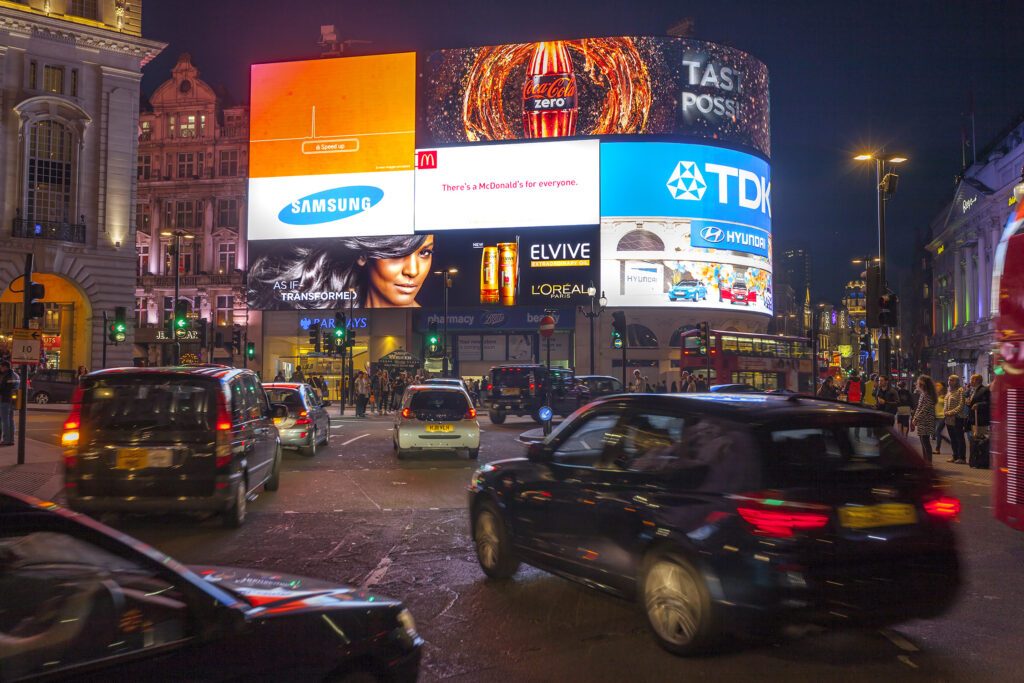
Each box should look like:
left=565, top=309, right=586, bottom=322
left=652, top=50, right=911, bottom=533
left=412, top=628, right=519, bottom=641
left=397, top=608, right=417, bottom=638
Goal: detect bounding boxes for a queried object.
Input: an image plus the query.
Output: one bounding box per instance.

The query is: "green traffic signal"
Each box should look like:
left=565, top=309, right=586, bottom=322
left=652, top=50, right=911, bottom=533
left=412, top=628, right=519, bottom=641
left=333, top=326, right=345, bottom=340
left=245, top=341, right=256, bottom=360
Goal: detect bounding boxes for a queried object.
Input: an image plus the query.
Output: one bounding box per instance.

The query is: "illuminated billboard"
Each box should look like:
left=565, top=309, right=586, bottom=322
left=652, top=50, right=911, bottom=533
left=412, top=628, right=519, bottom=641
left=246, top=226, right=598, bottom=310
left=248, top=53, right=416, bottom=240
left=414, top=140, right=600, bottom=230
left=600, top=141, right=772, bottom=313
left=420, top=36, right=769, bottom=156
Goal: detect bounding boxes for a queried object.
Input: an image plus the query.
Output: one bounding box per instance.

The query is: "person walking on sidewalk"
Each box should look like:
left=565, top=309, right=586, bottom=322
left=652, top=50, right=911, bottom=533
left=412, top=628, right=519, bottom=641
left=0, top=360, right=20, bottom=446
left=944, top=375, right=967, bottom=464
left=354, top=371, right=370, bottom=417
left=911, top=375, right=937, bottom=463
left=933, top=381, right=949, bottom=454
left=895, top=380, right=914, bottom=437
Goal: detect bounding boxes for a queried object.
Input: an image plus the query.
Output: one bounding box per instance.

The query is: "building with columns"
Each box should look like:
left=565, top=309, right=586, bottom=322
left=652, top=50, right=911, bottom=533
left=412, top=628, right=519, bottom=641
left=133, top=53, right=248, bottom=365
left=927, top=112, right=1024, bottom=381
left=0, top=0, right=164, bottom=371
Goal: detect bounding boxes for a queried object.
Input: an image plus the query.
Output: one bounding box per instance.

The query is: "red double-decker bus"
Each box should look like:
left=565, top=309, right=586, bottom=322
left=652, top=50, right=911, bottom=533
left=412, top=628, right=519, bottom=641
left=993, top=187, right=1024, bottom=532
left=679, top=329, right=814, bottom=392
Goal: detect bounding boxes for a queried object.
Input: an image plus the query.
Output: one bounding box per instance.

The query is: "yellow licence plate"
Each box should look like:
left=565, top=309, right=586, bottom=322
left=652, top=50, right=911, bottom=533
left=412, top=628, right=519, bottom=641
left=425, top=423, right=454, bottom=433
left=116, top=448, right=173, bottom=470
left=838, top=503, right=916, bottom=529
left=501, top=388, right=520, bottom=396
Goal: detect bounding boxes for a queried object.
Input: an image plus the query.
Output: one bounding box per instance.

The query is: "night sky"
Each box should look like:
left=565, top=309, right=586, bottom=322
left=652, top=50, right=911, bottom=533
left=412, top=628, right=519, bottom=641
left=142, top=0, right=1024, bottom=304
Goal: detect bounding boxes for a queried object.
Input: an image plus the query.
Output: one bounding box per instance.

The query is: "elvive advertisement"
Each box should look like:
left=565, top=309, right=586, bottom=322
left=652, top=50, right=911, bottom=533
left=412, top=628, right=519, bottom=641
left=246, top=227, right=599, bottom=311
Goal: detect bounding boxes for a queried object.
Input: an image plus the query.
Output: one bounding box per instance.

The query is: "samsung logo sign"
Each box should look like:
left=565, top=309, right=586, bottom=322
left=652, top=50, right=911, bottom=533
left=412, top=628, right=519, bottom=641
left=279, top=186, right=384, bottom=225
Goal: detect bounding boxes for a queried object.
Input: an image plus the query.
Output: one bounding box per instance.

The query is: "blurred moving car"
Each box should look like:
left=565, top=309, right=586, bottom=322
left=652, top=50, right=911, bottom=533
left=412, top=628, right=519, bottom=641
left=422, top=377, right=468, bottom=391
left=668, top=279, right=708, bottom=302
left=0, top=489, right=422, bottom=681
left=469, top=393, right=961, bottom=655
left=63, top=367, right=287, bottom=528
left=263, top=383, right=331, bottom=457
left=26, top=368, right=78, bottom=404
left=575, top=375, right=625, bottom=398
left=394, top=385, right=480, bottom=459
left=709, top=383, right=760, bottom=393
left=482, top=365, right=588, bottom=424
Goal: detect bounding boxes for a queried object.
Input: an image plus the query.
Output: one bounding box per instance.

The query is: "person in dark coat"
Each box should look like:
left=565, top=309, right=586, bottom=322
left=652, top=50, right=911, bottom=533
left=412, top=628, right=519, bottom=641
left=817, top=376, right=839, bottom=400
left=968, top=374, right=990, bottom=438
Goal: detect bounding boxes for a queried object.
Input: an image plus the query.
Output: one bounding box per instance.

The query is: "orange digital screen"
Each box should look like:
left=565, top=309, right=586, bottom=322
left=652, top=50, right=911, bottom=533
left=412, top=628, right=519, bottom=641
left=249, top=52, right=416, bottom=179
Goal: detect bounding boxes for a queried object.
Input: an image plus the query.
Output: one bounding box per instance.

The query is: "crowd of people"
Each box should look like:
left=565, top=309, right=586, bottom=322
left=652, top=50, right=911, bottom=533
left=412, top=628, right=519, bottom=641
left=817, top=370, right=991, bottom=465
left=628, top=369, right=709, bottom=393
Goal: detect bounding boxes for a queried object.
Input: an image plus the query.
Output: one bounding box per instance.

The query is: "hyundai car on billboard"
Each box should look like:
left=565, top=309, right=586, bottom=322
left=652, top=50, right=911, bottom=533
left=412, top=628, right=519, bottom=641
left=248, top=53, right=416, bottom=240
left=600, top=141, right=772, bottom=314
left=414, top=140, right=599, bottom=230
left=247, top=227, right=598, bottom=310
left=420, top=36, right=769, bottom=156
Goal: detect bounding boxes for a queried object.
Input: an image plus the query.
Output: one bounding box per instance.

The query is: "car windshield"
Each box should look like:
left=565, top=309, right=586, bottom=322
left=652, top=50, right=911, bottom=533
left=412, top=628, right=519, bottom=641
left=492, top=368, right=536, bottom=388
left=679, top=280, right=700, bottom=287
left=410, top=391, right=469, bottom=411
left=265, top=389, right=303, bottom=409
left=81, top=376, right=216, bottom=432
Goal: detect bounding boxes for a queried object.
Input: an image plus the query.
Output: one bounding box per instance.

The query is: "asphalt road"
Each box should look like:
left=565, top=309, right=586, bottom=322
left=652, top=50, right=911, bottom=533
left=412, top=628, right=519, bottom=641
left=30, top=408, right=1024, bottom=682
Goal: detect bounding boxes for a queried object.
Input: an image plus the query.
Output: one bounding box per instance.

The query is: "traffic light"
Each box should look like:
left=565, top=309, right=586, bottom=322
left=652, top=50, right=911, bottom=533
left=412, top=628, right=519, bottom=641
left=878, top=291, right=898, bottom=327
left=324, top=330, right=336, bottom=355
left=865, top=263, right=881, bottom=328
left=611, top=311, right=626, bottom=349
left=333, top=313, right=347, bottom=348
left=308, top=323, right=321, bottom=353
left=427, top=322, right=440, bottom=355
left=347, top=329, right=356, bottom=348
left=112, top=307, right=127, bottom=344
left=173, top=300, right=189, bottom=339
left=860, top=334, right=871, bottom=353
left=231, top=325, right=242, bottom=354
left=698, top=321, right=709, bottom=355
left=198, top=318, right=208, bottom=348
left=245, top=341, right=256, bottom=360
left=25, top=280, right=45, bottom=320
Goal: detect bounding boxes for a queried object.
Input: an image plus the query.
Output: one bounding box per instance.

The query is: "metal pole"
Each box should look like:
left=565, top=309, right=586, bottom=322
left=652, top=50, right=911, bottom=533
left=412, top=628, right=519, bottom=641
left=621, top=337, right=627, bottom=388
left=172, top=232, right=181, bottom=366
left=442, top=274, right=450, bottom=377
left=588, top=311, right=595, bottom=375
left=16, top=253, right=32, bottom=465
left=102, top=311, right=108, bottom=370
left=546, top=335, right=551, bottom=370
left=876, top=159, right=891, bottom=377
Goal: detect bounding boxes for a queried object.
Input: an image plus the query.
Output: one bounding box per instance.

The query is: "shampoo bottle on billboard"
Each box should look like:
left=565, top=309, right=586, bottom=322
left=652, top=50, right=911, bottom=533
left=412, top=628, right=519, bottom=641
left=523, top=41, right=578, bottom=138
left=498, top=241, right=518, bottom=306
left=480, top=246, right=500, bottom=303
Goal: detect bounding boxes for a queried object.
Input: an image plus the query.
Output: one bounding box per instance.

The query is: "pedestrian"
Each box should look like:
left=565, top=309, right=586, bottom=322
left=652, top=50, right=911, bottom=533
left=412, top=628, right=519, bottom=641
left=370, top=371, right=381, bottom=415
left=292, top=366, right=305, bottom=383
left=274, top=370, right=284, bottom=382
left=76, top=365, right=88, bottom=379
left=895, top=380, right=913, bottom=437
left=968, top=374, right=991, bottom=457
left=846, top=372, right=862, bottom=404
left=817, top=375, right=839, bottom=400
left=694, top=374, right=708, bottom=392
left=355, top=371, right=370, bottom=417
left=911, top=375, right=937, bottom=463
left=944, top=375, right=967, bottom=464
left=0, top=361, right=20, bottom=446
left=671, top=380, right=678, bottom=393
left=630, top=370, right=643, bottom=393
left=933, top=381, right=948, bottom=453
left=863, top=373, right=878, bottom=409
left=875, top=375, right=899, bottom=421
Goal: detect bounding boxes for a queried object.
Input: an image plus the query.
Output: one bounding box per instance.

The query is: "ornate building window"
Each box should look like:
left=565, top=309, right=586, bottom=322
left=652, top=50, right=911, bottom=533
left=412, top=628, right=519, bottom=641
left=43, top=65, right=64, bottom=94
left=215, top=295, right=233, bottom=327
left=138, top=153, right=151, bottom=180
left=26, top=120, right=75, bottom=223
left=135, top=297, right=148, bottom=327
left=136, top=243, right=149, bottom=275
left=68, top=0, right=99, bottom=20
left=217, top=198, right=237, bottom=227
left=217, top=242, right=236, bottom=273
left=218, top=150, right=238, bottom=176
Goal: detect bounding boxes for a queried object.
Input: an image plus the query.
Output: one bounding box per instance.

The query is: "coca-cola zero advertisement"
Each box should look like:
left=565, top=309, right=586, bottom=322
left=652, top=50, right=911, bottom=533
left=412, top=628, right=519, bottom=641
left=420, top=36, right=770, bottom=157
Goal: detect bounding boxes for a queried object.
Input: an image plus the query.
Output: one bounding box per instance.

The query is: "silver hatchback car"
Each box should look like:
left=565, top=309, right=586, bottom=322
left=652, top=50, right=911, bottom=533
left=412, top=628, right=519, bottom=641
left=394, top=385, right=479, bottom=460
left=263, top=383, right=331, bottom=457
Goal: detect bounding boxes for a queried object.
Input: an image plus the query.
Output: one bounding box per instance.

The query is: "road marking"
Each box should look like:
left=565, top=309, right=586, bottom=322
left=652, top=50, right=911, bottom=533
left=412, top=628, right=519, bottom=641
left=342, top=433, right=369, bottom=446
left=880, top=629, right=919, bottom=652
left=333, top=509, right=344, bottom=512
left=342, top=471, right=381, bottom=511
left=361, top=548, right=396, bottom=589
left=898, top=655, right=919, bottom=669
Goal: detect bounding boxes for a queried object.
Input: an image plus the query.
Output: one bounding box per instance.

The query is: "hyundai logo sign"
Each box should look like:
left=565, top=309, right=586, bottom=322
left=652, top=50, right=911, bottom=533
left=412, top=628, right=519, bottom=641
left=279, top=186, right=384, bottom=225
left=699, top=225, right=725, bottom=243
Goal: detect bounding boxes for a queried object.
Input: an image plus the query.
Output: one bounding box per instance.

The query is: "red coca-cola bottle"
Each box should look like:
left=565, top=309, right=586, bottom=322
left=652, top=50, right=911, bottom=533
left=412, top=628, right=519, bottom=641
left=522, top=41, right=578, bottom=138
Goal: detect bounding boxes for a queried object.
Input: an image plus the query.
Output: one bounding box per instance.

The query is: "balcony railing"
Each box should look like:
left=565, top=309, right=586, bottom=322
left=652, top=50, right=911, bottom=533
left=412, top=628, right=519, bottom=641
left=136, top=272, right=245, bottom=288
left=12, top=218, right=86, bottom=243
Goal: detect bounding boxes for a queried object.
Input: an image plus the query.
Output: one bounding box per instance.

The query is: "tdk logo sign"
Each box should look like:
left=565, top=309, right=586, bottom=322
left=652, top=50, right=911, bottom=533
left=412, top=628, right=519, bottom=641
left=699, top=225, right=725, bottom=243
left=666, top=160, right=771, bottom=217
left=279, top=186, right=383, bottom=225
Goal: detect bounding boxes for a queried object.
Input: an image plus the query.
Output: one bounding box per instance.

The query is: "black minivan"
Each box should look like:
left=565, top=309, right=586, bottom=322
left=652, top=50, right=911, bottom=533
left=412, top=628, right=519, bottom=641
left=64, top=367, right=286, bottom=527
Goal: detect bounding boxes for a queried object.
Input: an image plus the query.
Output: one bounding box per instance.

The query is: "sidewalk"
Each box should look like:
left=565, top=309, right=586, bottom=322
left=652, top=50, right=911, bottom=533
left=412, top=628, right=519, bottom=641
left=0, top=437, right=67, bottom=503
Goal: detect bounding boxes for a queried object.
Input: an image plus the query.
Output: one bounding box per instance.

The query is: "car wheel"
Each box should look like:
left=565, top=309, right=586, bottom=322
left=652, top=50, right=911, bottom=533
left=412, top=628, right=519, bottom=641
left=396, top=449, right=407, bottom=460
left=473, top=500, right=519, bottom=579
left=468, top=448, right=479, bottom=460
left=301, top=429, right=317, bottom=457
left=488, top=410, right=506, bottom=425
left=265, top=446, right=281, bottom=492
left=34, top=392, right=50, bottom=405
left=322, top=421, right=331, bottom=446
left=223, top=479, right=247, bottom=528
left=641, top=550, right=720, bottom=656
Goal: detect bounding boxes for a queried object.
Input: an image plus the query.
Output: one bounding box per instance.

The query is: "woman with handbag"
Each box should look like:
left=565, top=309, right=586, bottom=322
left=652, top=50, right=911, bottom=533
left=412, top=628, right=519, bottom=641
left=944, top=375, right=967, bottom=464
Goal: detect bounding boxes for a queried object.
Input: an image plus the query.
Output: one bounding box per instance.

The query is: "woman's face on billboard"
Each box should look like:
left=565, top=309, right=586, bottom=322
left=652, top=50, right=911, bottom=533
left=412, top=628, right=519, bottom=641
left=363, top=235, right=435, bottom=307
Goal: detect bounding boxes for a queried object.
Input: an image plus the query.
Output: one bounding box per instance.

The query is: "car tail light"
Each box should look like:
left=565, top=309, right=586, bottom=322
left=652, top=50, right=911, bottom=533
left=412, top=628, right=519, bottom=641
left=295, top=409, right=312, bottom=426
left=61, top=387, right=83, bottom=462
left=465, top=408, right=477, bottom=420
left=401, top=407, right=412, bottom=419
left=529, top=382, right=536, bottom=393
left=731, top=491, right=830, bottom=539
left=215, top=392, right=233, bottom=468
left=923, top=493, right=961, bottom=521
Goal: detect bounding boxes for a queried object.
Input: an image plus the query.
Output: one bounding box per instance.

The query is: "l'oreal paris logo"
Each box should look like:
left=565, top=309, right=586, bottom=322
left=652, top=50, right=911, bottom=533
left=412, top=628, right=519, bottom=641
left=279, top=186, right=383, bottom=225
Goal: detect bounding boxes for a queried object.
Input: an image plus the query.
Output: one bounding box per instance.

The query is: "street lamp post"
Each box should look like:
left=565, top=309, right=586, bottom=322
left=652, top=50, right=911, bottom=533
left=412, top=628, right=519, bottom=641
left=854, top=152, right=906, bottom=377
left=811, top=303, right=827, bottom=389
left=434, top=268, right=458, bottom=377
left=578, top=283, right=607, bottom=375
left=160, top=229, right=194, bottom=365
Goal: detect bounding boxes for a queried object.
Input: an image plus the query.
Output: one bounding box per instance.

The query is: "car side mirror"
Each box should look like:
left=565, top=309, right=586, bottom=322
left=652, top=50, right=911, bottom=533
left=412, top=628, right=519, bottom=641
left=271, top=403, right=288, bottom=419
left=527, top=442, right=549, bottom=462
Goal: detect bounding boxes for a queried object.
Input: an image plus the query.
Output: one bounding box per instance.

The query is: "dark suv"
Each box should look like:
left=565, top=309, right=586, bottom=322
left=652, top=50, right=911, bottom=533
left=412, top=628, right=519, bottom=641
left=64, top=367, right=287, bottom=527
left=482, top=364, right=589, bottom=424
left=469, top=393, right=961, bottom=655
left=27, top=368, right=78, bottom=404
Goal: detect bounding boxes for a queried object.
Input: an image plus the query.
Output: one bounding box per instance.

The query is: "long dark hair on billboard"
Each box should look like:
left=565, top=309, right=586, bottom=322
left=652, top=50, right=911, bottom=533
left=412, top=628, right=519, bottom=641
left=248, top=234, right=434, bottom=309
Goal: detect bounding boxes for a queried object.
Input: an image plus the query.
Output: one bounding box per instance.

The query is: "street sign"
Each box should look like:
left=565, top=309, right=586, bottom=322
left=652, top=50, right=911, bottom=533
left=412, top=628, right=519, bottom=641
left=13, top=328, right=41, bottom=341
left=12, top=338, right=41, bottom=364
left=538, top=315, right=556, bottom=338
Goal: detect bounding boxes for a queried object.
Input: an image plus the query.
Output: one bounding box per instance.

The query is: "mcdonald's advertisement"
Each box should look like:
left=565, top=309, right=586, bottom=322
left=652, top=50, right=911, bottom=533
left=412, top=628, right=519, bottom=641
left=419, top=35, right=770, bottom=156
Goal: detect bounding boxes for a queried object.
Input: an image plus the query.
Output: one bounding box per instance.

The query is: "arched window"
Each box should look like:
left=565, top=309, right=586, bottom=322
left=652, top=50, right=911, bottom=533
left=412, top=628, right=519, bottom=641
left=627, top=323, right=658, bottom=348
left=27, top=120, right=74, bottom=223
left=617, top=230, right=664, bottom=251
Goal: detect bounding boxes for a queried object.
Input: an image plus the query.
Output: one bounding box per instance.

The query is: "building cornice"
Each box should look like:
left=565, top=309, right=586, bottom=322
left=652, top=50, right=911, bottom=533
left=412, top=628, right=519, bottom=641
left=0, top=7, right=166, bottom=66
